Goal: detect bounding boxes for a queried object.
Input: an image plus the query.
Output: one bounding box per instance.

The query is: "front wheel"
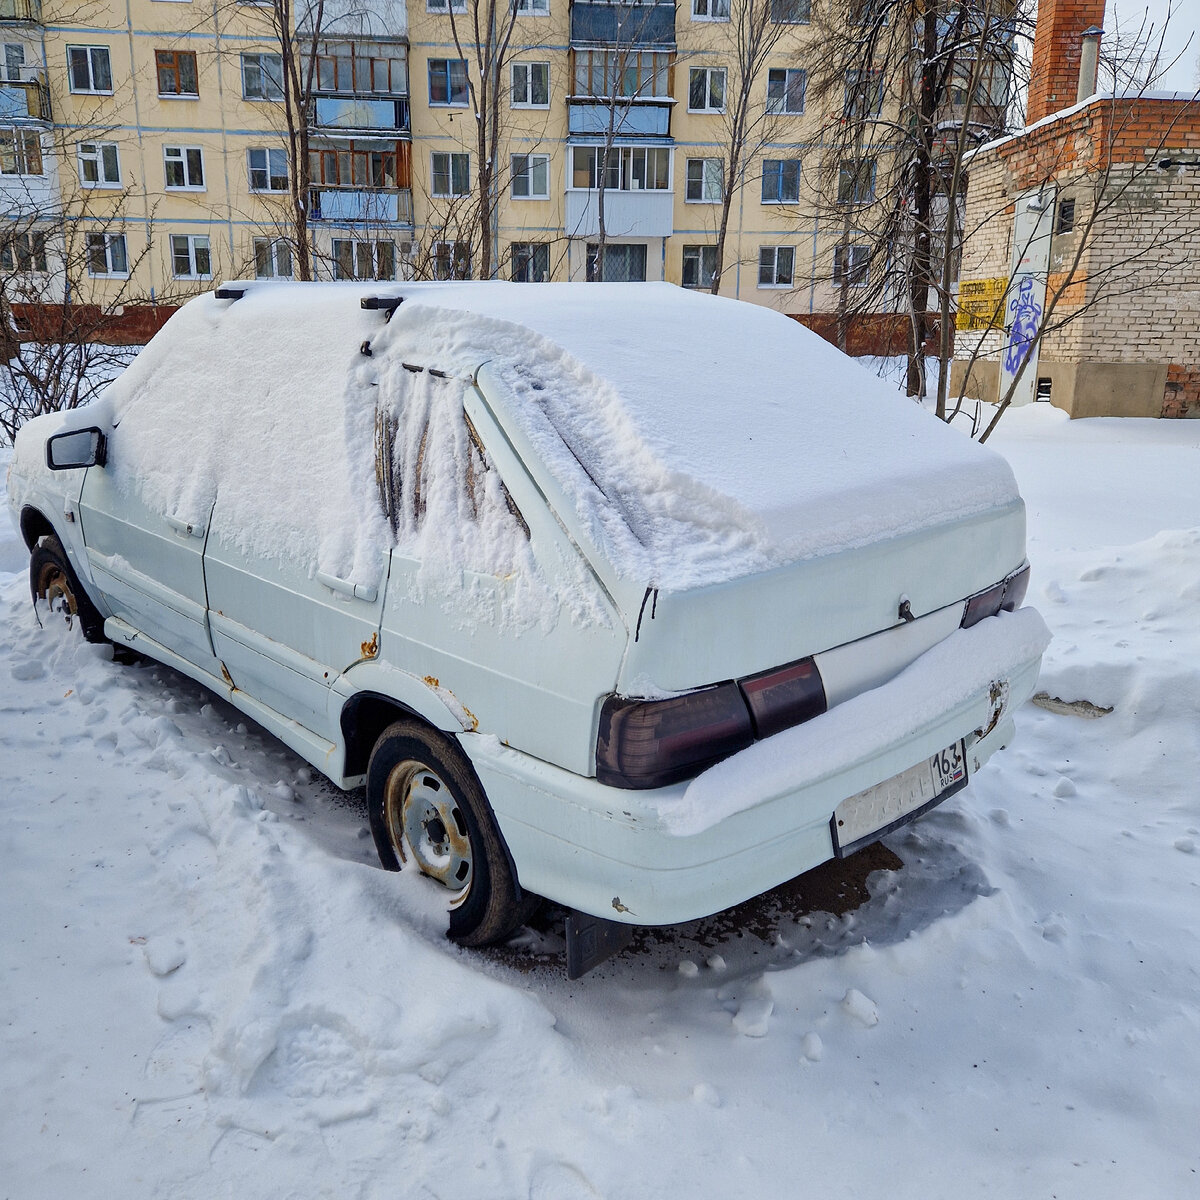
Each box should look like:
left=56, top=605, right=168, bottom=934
left=366, top=719, right=526, bottom=947
left=29, top=534, right=107, bottom=643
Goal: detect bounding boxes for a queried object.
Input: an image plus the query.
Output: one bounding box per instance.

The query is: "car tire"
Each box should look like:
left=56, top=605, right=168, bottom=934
left=366, top=718, right=526, bottom=947
left=29, top=534, right=107, bottom=644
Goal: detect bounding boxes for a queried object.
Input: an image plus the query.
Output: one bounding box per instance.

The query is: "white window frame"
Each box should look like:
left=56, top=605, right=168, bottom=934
left=241, top=52, right=284, bottom=100
left=688, top=66, right=726, bottom=113
left=332, top=238, right=396, bottom=281
left=247, top=146, right=288, bottom=192
left=833, top=243, right=870, bottom=286
left=171, top=233, right=211, bottom=279
left=1, top=127, right=43, bottom=176
left=3, top=42, right=27, bottom=83
left=685, top=157, right=722, bottom=202
left=163, top=144, right=205, bottom=190
left=426, top=0, right=467, bottom=11
left=758, top=245, right=794, bottom=288
left=431, top=150, right=470, bottom=197
left=692, top=0, right=730, bottom=19
left=682, top=244, right=717, bottom=289
left=66, top=45, right=113, bottom=95
left=253, top=236, right=293, bottom=279
left=510, top=153, right=549, bottom=199
left=570, top=145, right=671, bottom=192
left=86, top=232, right=128, bottom=277
left=510, top=60, right=550, bottom=108
left=513, top=0, right=549, bottom=13
left=766, top=67, right=805, bottom=114
left=76, top=139, right=120, bottom=187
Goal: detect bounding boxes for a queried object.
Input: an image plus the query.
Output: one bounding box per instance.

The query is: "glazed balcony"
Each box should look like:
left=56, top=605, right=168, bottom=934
left=570, top=1, right=675, bottom=48
left=309, top=187, right=414, bottom=226
left=312, top=94, right=410, bottom=135
left=0, top=79, right=49, bottom=123
left=0, top=0, right=41, bottom=21
left=567, top=98, right=671, bottom=137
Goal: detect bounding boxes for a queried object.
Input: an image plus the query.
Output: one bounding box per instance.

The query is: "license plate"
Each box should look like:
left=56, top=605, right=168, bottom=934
left=830, top=741, right=967, bottom=857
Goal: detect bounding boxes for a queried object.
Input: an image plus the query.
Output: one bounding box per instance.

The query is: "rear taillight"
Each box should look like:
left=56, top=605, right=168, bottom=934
left=739, top=656, right=826, bottom=739
left=596, top=684, right=754, bottom=790
left=962, top=563, right=1032, bottom=628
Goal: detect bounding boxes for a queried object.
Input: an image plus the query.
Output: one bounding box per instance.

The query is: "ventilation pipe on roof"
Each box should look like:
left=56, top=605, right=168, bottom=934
left=1077, top=26, right=1103, bottom=104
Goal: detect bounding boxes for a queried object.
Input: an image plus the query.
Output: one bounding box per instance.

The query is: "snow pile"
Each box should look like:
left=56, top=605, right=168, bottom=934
left=4, top=402, right=1200, bottom=1197
left=96, top=282, right=1020, bottom=594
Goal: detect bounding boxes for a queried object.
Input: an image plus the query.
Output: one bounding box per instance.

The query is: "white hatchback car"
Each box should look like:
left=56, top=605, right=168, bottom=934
left=8, top=282, right=1048, bottom=975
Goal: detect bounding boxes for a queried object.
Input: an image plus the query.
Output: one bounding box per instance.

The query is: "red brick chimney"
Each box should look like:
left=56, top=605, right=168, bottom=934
left=1026, top=0, right=1106, bottom=125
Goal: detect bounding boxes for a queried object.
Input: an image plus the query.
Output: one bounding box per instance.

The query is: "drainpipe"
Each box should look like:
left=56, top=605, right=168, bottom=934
left=1077, top=26, right=1103, bottom=104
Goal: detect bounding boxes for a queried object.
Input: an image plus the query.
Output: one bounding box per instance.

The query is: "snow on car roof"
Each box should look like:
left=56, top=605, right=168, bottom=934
left=102, top=282, right=1019, bottom=595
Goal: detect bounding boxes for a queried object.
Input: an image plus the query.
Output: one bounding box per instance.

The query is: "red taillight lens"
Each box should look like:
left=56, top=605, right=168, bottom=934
left=596, top=684, right=754, bottom=790
left=739, top=657, right=826, bottom=739
left=962, top=563, right=1032, bottom=628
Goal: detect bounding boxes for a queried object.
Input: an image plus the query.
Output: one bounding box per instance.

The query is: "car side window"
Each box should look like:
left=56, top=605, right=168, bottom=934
left=374, top=386, right=529, bottom=561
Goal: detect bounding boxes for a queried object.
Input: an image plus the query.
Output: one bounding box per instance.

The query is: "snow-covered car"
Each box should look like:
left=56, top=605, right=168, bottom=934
left=8, top=282, right=1049, bottom=974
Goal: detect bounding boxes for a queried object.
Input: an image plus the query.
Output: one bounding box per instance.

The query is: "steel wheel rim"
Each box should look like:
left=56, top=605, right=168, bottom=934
left=383, top=759, right=472, bottom=906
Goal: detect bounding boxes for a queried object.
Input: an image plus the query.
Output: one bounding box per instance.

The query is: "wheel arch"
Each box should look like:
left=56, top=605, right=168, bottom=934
left=341, top=690, right=449, bottom=779
left=20, top=505, right=58, bottom=551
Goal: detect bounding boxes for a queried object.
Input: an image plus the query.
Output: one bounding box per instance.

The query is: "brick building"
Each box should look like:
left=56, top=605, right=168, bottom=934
left=951, top=0, right=1200, bottom=419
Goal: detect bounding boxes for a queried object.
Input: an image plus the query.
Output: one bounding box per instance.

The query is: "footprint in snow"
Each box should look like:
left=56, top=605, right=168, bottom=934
left=529, top=1162, right=603, bottom=1200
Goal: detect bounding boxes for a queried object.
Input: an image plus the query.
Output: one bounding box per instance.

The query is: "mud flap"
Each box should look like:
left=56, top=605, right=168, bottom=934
left=565, top=911, right=634, bottom=980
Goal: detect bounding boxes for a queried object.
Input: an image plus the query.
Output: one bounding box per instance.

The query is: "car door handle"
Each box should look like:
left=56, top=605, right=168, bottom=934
left=166, top=514, right=206, bottom=538
left=316, top=571, right=377, bottom=604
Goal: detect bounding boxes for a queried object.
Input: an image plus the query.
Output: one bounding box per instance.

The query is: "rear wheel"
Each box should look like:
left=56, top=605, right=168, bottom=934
left=366, top=719, right=525, bottom=947
left=29, top=534, right=107, bottom=643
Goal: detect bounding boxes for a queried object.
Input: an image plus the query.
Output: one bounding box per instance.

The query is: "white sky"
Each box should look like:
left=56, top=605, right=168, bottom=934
left=1107, top=0, right=1200, bottom=91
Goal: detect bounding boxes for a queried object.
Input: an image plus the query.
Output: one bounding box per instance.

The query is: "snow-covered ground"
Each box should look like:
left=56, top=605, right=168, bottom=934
left=3, top=399, right=1199, bottom=1199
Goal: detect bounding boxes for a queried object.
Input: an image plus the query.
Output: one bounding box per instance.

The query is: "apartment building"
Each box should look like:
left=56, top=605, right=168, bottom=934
left=2, top=0, right=914, bottom=327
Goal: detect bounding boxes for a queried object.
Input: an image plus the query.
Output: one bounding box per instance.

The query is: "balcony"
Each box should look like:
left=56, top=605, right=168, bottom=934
left=310, top=187, right=414, bottom=226
left=570, top=2, right=675, bottom=48
left=0, top=0, right=40, bottom=20
left=568, top=99, right=670, bottom=137
left=565, top=187, right=673, bottom=238
left=0, top=80, right=48, bottom=122
left=313, top=95, right=410, bottom=135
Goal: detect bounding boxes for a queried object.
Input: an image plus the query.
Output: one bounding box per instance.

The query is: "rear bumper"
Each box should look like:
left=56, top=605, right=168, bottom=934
left=465, top=607, right=1050, bottom=926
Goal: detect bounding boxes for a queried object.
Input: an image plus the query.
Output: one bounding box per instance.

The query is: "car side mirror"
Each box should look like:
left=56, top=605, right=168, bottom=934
left=46, top=427, right=108, bottom=471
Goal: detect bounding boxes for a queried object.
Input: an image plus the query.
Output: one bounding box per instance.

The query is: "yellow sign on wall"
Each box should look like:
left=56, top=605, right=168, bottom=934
left=955, top=277, right=1007, bottom=331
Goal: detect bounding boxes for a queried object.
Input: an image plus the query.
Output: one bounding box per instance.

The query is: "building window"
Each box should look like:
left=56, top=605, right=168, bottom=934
left=688, top=66, right=726, bottom=113
left=248, top=146, right=288, bottom=192
left=692, top=0, right=730, bottom=20
left=431, top=151, right=470, bottom=197
left=849, top=0, right=887, bottom=23
left=571, top=145, right=669, bottom=190
left=586, top=243, right=647, bottom=283
left=511, top=241, right=549, bottom=282
left=833, top=243, right=869, bottom=286
left=574, top=50, right=669, bottom=99
left=766, top=67, right=805, bottom=114
left=1, top=229, right=48, bottom=273
left=156, top=49, right=198, bottom=96
left=316, top=42, right=408, bottom=94
left=3, top=42, right=26, bottom=84
left=67, top=45, right=113, bottom=94
left=164, top=145, right=204, bottom=190
left=86, top=232, right=128, bottom=277
left=1055, top=197, right=1075, bottom=235
left=432, top=240, right=471, bottom=280
left=761, top=158, right=800, bottom=203
left=428, top=58, right=468, bottom=105
left=514, top=0, right=549, bottom=13
left=1, top=127, right=43, bottom=176
left=310, top=141, right=409, bottom=187
left=253, top=237, right=292, bottom=279
left=511, top=61, right=549, bottom=107
left=510, top=153, right=549, bottom=199
left=171, top=233, right=211, bottom=278
left=242, top=53, right=284, bottom=100
left=844, top=68, right=883, bottom=119
left=76, top=140, right=119, bottom=186
left=426, top=0, right=467, bottom=10
left=770, top=0, right=810, bottom=22
left=758, top=245, right=794, bottom=287
left=682, top=244, right=716, bottom=289
left=332, top=238, right=395, bottom=280
left=837, top=157, right=874, bottom=204
left=685, top=157, right=722, bottom=202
